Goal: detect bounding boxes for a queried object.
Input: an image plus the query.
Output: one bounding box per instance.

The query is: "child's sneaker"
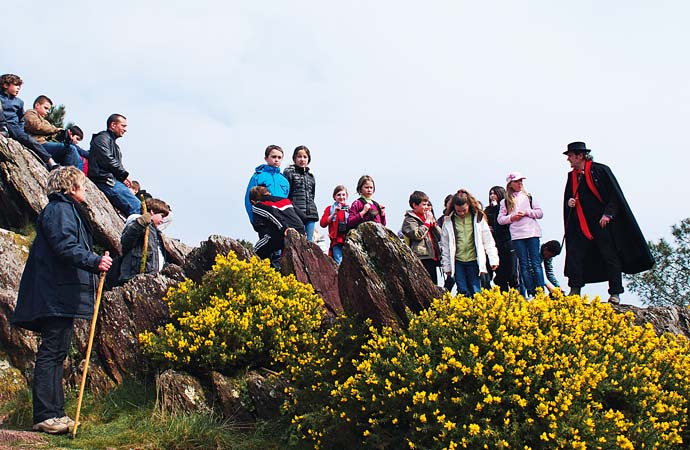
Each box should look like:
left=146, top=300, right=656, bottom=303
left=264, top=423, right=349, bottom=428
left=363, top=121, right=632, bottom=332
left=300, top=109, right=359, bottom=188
left=32, top=417, right=69, bottom=434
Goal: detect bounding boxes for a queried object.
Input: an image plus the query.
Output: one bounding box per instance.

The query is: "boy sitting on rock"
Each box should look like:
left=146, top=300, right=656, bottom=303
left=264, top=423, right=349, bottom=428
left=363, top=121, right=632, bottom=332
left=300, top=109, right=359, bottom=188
left=0, top=74, right=58, bottom=169
left=117, top=198, right=172, bottom=284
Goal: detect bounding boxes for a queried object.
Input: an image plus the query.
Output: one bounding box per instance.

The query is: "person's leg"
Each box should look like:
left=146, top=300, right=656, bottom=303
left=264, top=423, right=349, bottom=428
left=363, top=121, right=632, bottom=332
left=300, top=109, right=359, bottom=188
left=8, top=127, right=53, bottom=164
left=454, top=260, right=470, bottom=296
left=332, top=244, right=343, bottom=265
left=421, top=258, right=438, bottom=284
left=526, top=237, right=545, bottom=295
left=33, top=317, right=74, bottom=424
left=96, top=181, right=142, bottom=216
left=565, top=232, right=587, bottom=293
left=304, top=221, right=316, bottom=242
left=513, top=239, right=534, bottom=296
left=463, top=260, right=481, bottom=295
left=593, top=228, right=624, bottom=295
left=42, top=141, right=70, bottom=163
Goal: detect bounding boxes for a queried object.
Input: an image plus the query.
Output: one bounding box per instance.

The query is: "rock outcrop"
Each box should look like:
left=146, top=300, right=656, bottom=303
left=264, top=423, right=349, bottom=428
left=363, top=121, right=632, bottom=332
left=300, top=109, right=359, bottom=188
left=93, top=273, right=177, bottom=384
left=282, top=229, right=343, bottom=316
left=0, top=135, right=124, bottom=254
left=157, top=370, right=212, bottom=415
left=339, top=222, right=444, bottom=329
left=0, top=229, right=37, bottom=372
left=616, top=304, right=690, bottom=339
left=183, top=235, right=255, bottom=283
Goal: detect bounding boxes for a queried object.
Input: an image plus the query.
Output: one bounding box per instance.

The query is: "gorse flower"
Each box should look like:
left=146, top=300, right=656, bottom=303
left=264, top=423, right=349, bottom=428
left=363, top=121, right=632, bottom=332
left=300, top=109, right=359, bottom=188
left=285, top=288, right=690, bottom=449
left=139, top=252, right=324, bottom=374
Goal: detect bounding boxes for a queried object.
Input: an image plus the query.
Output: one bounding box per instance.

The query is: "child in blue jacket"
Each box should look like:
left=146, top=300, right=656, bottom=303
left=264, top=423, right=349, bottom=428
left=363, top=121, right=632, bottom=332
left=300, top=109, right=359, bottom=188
left=244, top=145, right=290, bottom=223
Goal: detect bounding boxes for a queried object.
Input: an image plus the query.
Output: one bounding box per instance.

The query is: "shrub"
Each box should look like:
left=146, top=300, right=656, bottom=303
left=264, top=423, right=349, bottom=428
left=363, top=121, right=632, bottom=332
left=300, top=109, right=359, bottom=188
left=139, top=252, right=325, bottom=374
left=286, top=289, right=690, bottom=450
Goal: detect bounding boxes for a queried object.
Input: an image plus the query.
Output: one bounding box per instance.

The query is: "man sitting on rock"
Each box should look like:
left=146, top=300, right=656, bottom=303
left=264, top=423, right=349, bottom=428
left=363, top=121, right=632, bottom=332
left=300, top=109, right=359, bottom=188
left=88, top=114, right=141, bottom=217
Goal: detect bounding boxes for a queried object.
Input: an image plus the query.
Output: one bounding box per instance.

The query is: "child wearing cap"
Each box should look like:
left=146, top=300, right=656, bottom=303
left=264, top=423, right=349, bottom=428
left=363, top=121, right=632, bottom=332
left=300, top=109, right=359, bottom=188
left=497, top=171, right=545, bottom=297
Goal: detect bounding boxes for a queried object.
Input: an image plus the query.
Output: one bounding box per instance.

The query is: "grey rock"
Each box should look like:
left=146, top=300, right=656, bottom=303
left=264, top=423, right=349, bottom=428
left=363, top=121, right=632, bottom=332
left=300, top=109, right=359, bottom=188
left=183, top=235, right=255, bottom=283
left=281, top=229, right=343, bottom=316
left=157, top=370, right=211, bottom=415
left=338, top=222, right=444, bottom=329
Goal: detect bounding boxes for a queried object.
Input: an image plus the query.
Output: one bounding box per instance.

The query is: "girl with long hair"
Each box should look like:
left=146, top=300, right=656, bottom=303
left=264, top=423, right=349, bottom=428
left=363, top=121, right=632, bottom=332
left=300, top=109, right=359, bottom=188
left=439, top=189, right=498, bottom=297
left=497, top=172, right=545, bottom=297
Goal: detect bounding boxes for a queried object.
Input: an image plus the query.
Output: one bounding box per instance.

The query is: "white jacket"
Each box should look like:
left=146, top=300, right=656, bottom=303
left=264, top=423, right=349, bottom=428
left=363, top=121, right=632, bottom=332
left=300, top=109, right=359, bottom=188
left=440, top=212, right=499, bottom=277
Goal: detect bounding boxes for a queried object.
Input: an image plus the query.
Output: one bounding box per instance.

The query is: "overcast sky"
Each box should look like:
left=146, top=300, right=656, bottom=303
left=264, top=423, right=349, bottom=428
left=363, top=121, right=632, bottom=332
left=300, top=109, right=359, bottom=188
left=6, top=1, right=689, bottom=305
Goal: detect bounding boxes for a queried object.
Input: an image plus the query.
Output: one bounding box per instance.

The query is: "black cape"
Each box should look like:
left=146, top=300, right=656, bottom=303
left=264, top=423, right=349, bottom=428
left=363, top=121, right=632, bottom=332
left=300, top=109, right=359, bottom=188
left=563, top=162, right=654, bottom=283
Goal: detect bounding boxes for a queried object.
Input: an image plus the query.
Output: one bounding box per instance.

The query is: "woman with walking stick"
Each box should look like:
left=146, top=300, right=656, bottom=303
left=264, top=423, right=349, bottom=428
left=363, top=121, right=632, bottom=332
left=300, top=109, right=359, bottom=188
left=12, top=166, right=112, bottom=434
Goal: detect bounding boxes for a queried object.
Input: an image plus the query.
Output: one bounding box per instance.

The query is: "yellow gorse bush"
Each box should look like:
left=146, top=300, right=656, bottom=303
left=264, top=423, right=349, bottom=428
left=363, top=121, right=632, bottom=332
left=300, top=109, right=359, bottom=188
left=139, top=252, right=324, bottom=374
left=285, top=289, right=690, bottom=450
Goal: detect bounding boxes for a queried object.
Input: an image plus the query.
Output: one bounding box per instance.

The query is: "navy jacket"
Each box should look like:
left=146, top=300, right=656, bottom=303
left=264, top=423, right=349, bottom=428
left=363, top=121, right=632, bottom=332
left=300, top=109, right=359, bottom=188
left=88, top=130, right=129, bottom=187
left=12, top=193, right=102, bottom=332
left=118, top=214, right=169, bottom=284
left=0, top=90, right=24, bottom=131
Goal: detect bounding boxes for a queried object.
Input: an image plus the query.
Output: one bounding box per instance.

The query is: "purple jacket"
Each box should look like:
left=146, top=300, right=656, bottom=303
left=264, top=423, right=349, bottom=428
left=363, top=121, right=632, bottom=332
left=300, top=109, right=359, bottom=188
left=347, top=197, right=386, bottom=229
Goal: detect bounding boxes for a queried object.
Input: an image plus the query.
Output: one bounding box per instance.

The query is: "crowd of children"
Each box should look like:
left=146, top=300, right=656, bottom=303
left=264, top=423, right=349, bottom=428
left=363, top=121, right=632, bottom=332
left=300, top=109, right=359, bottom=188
left=244, top=145, right=561, bottom=296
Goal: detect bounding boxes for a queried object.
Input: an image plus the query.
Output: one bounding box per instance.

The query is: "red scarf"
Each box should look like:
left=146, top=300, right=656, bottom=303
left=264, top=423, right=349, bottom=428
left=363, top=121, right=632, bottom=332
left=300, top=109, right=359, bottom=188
left=571, top=160, right=603, bottom=240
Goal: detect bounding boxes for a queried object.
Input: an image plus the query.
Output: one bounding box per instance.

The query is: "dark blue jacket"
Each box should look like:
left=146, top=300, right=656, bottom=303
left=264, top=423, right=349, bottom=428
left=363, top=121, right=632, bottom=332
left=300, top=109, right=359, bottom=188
left=12, top=193, right=102, bottom=332
left=244, top=164, right=290, bottom=222
left=0, top=90, right=24, bottom=131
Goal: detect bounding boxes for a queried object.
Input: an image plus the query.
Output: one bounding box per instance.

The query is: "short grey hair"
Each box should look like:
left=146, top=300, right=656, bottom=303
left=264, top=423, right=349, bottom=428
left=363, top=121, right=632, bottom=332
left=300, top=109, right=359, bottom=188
left=46, top=166, right=86, bottom=196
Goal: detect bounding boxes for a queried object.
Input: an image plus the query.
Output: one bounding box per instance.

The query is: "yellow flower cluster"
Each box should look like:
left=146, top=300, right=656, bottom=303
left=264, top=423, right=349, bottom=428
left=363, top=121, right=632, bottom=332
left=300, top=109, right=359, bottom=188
left=285, top=289, right=690, bottom=449
left=139, top=252, right=324, bottom=374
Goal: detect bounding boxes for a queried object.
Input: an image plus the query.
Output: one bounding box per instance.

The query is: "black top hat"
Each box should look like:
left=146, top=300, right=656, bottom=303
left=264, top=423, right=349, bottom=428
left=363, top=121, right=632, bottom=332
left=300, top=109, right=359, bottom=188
left=563, top=141, right=590, bottom=155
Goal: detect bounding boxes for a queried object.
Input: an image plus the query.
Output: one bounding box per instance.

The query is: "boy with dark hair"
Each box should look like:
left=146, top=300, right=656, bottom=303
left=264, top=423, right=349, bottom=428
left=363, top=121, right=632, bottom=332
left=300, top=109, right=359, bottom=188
left=249, top=186, right=305, bottom=265
left=540, top=240, right=562, bottom=293
left=0, top=74, right=58, bottom=169
left=117, top=198, right=172, bottom=284
left=401, top=190, right=442, bottom=283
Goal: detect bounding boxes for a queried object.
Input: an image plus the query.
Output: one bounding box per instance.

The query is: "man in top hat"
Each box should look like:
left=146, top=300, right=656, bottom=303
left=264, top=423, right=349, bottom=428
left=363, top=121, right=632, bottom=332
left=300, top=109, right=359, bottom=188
left=563, top=141, right=654, bottom=304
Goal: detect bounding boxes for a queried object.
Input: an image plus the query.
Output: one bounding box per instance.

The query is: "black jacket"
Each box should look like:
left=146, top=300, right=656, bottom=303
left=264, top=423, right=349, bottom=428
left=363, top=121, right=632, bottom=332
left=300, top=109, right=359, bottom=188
left=12, top=193, right=101, bottom=331
left=88, top=130, right=129, bottom=186
left=563, top=161, right=654, bottom=282
left=283, top=165, right=319, bottom=221
left=484, top=204, right=513, bottom=250
left=252, top=195, right=305, bottom=258
left=118, top=213, right=170, bottom=284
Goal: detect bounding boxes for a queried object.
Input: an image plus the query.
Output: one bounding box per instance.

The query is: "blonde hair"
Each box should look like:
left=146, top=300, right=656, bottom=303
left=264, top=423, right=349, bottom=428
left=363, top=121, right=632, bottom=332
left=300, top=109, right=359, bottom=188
left=46, top=166, right=86, bottom=196
left=504, top=182, right=530, bottom=213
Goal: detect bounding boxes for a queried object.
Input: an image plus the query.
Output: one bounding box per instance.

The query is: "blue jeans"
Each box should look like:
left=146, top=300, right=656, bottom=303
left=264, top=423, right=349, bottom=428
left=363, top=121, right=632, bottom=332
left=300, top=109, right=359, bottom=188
left=305, top=221, right=316, bottom=242
left=454, top=260, right=481, bottom=297
left=96, top=180, right=141, bottom=216
left=513, top=237, right=545, bottom=296
left=332, top=244, right=343, bottom=265
left=43, top=142, right=82, bottom=169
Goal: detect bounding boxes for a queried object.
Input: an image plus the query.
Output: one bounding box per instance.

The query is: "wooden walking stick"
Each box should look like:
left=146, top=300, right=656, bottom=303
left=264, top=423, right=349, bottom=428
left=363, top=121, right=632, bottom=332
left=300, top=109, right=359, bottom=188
left=139, top=195, right=150, bottom=274
left=72, top=270, right=107, bottom=438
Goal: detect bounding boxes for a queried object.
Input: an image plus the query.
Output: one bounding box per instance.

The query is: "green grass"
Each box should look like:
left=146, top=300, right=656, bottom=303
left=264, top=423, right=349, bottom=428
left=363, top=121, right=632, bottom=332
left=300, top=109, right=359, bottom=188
left=1, top=378, right=284, bottom=450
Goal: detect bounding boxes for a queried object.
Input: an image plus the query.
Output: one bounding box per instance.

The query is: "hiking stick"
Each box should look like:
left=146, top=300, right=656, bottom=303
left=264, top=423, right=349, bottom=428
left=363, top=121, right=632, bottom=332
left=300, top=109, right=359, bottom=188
left=72, top=270, right=106, bottom=439
left=139, top=195, right=149, bottom=274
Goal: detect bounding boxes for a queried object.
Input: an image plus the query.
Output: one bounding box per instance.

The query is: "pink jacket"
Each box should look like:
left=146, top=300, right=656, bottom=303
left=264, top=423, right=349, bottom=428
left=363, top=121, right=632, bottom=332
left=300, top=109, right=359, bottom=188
left=497, top=191, right=543, bottom=240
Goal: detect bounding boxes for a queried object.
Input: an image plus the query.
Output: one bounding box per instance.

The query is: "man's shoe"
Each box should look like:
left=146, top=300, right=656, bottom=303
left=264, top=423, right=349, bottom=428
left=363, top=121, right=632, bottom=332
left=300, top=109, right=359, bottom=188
left=568, top=287, right=581, bottom=296
left=608, top=295, right=621, bottom=305
left=32, top=417, right=69, bottom=434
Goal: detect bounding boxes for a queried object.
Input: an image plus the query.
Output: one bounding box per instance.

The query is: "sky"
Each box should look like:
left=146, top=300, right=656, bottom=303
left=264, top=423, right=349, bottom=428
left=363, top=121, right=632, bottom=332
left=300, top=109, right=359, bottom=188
left=5, top=1, right=689, bottom=305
